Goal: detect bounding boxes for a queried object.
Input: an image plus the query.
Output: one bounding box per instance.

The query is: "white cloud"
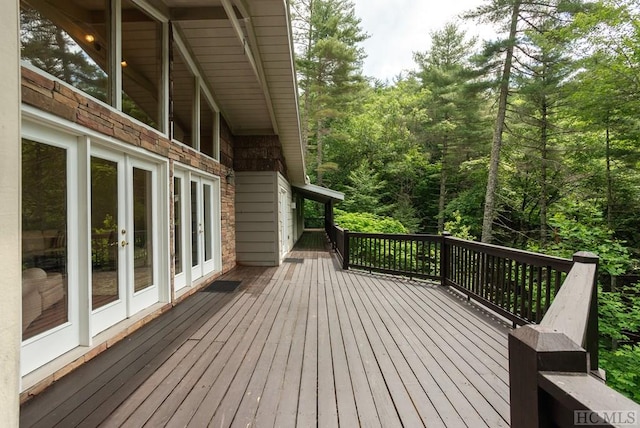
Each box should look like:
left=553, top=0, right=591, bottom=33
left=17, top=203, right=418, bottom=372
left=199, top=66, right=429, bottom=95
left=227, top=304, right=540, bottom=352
left=352, top=0, right=496, bottom=82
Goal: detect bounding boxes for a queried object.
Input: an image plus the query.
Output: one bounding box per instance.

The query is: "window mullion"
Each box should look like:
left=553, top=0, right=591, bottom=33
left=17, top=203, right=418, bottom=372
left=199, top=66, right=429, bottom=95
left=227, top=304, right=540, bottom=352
left=110, top=0, right=122, bottom=110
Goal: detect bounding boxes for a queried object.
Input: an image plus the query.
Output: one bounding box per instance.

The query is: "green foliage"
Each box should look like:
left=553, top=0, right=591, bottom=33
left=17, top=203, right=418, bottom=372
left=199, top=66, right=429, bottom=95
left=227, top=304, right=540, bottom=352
left=334, top=210, right=407, bottom=234
left=341, top=162, right=392, bottom=215
left=600, top=346, right=640, bottom=403
left=291, top=0, right=640, bottom=404
left=599, top=285, right=640, bottom=342
left=444, top=211, right=477, bottom=241
left=527, top=200, right=631, bottom=277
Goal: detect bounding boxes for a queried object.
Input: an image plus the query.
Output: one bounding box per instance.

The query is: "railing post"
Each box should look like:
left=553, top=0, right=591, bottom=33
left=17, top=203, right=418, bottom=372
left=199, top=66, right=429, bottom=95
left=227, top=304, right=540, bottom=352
left=343, top=229, right=350, bottom=270
left=509, top=325, right=589, bottom=428
left=573, top=251, right=600, bottom=372
left=440, top=232, right=451, bottom=286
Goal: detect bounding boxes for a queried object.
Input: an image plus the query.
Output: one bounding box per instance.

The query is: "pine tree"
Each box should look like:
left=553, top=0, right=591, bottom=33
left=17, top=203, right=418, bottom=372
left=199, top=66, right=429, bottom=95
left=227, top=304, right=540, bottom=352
left=414, top=23, right=488, bottom=233
left=291, top=0, right=368, bottom=185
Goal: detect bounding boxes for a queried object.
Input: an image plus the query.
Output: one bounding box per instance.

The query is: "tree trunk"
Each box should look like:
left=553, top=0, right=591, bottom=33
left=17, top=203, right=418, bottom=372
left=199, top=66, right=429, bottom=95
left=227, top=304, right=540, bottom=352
left=606, top=125, right=613, bottom=230
left=481, top=0, right=521, bottom=243
left=540, top=97, right=548, bottom=244
left=438, top=137, right=448, bottom=233
left=301, top=0, right=314, bottom=158
left=316, top=118, right=324, bottom=186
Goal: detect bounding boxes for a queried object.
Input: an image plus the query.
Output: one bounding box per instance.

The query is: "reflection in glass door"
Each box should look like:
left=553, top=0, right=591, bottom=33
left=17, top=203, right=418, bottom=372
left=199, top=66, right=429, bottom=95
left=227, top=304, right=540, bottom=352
left=191, top=180, right=199, bottom=270
left=174, top=175, right=187, bottom=290
left=91, top=157, right=121, bottom=311
left=133, top=168, right=153, bottom=293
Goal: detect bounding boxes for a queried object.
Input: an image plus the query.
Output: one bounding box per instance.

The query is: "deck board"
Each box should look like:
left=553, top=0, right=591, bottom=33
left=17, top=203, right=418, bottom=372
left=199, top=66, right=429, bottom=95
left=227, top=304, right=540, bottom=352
left=20, top=232, right=511, bottom=427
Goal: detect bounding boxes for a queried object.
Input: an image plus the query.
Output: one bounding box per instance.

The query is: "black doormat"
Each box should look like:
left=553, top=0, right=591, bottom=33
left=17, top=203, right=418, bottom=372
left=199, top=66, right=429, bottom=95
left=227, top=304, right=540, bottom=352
left=202, top=280, right=242, bottom=293
left=284, top=258, right=304, bottom=264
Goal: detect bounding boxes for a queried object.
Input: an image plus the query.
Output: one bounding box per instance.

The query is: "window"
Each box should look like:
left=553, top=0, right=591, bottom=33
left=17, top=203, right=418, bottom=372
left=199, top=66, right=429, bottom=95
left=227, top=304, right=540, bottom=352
left=171, top=41, right=195, bottom=146
left=20, top=0, right=220, bottom=159
left=200, top=88, right=218, bottom=159
left=121, top=0, right=163, bottom=130
left=20, top=0, right=109, bottom=103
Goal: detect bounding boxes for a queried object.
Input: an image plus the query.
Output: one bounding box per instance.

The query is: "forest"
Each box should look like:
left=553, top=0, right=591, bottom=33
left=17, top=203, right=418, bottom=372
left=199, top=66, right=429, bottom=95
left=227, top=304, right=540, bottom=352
left=290, top=0, right=640, bottom=402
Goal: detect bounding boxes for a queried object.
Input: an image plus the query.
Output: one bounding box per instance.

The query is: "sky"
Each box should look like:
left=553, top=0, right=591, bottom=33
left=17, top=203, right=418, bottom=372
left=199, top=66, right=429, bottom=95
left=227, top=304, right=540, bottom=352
left=351, top=0, right=496, bottom=82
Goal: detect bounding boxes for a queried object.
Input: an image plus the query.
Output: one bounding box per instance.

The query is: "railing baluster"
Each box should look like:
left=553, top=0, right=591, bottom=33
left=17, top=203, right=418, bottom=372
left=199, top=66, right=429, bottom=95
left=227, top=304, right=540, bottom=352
left=520, top=263, right=526, bottom=319
left=544, top=266, right=552, bottom=316
left=511, top=262, right=520, bottom=315
left=535, top=266, right=543, bottom=323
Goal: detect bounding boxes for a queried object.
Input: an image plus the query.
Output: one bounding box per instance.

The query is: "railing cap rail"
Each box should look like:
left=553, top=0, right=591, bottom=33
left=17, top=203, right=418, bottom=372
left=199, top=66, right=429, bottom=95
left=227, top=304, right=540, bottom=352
left=573, top=251, right=599, bottom=264
left=444, top=235, right=573, bottom=268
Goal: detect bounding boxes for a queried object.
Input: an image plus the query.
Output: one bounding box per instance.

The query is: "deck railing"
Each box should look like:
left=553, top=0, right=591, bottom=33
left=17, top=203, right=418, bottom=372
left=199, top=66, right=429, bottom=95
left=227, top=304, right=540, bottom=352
left=444, top=236, right=573, bottom=326
left=509, top=252, right=640, bottom=427
left=324, top=224, right=640, bottom=425
left=326, top=227, right=574, bottom=327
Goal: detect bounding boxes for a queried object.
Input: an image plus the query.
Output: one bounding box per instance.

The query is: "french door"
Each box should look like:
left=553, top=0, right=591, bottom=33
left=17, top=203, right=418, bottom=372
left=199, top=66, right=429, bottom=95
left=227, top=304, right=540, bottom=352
left=174, top=170, right=220, bottom=290
left=191, top=177, right=217, bottom=279
left=91, top=149, right=159, bottom=335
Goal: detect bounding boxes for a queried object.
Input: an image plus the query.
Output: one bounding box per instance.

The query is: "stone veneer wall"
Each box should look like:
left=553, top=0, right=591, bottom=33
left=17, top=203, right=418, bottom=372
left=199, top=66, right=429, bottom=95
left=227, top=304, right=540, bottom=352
left=234, top=135, right=288, bottom=178
left=19, top=67, right=238, bottom=401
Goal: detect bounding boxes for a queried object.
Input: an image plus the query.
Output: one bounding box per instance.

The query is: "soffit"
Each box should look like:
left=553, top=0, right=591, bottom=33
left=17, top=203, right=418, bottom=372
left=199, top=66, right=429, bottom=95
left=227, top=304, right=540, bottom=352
left=164, top=0, right=306, bottom=184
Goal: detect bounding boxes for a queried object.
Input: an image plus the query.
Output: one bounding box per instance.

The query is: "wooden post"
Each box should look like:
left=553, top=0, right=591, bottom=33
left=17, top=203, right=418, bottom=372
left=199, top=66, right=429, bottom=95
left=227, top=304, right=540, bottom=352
left=509, top=325, right=589, bottom=428
left=440, top=232, right=451, bottom=286
left=324, top=200, right=333, bottom=234
left=572, top=251, right=600, bottom=372
left=343, top=229, right=350, bottom=270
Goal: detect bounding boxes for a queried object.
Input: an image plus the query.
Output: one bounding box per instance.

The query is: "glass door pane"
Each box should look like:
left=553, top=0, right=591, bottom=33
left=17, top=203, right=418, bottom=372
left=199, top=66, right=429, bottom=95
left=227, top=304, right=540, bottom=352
left=91, top=157, right=119, bottom=310
left=191, top=181, right=199, bottom=268
left=203, top=183, right=213, bottom=262
left=133, top=168, right=154, bottom=292
left=22, top=140, right=69, bottom=340
left=174, top=177, right=183, bottom=275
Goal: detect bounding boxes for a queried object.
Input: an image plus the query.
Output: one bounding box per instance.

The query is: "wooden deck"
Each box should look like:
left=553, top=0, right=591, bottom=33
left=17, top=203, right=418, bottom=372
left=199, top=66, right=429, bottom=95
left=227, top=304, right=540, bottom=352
left=21, top=232, right=511, bottom=427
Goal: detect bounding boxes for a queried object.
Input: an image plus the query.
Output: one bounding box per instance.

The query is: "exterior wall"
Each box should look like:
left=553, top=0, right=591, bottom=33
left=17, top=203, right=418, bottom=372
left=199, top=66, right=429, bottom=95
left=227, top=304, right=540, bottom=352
left=234, top=171, right=296, bottom=266
left=234, top=134, right=297, bottom=266
left=0, top=1, right=22, bottom=424
left=21, top=67, right=237, bottom=275
left=235, top=171, right=279, bottom=266
left=234, top=135, right=288, bottom=178
left=18, top=67, right=237, bottom=399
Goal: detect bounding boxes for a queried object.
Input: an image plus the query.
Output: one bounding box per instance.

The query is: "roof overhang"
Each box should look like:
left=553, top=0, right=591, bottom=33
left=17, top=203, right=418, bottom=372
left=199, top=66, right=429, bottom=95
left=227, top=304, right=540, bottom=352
left=292, top=183, right=344, bottom=204
left=167, top=0, right=307, bottom=183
